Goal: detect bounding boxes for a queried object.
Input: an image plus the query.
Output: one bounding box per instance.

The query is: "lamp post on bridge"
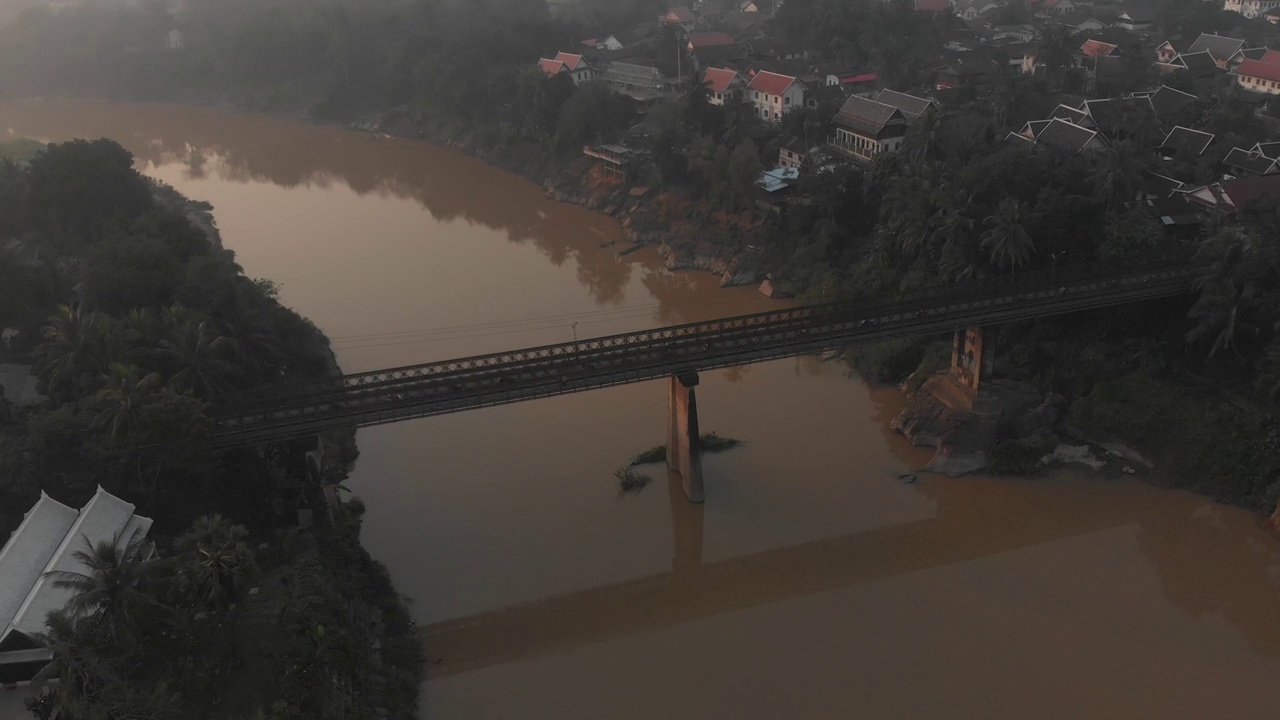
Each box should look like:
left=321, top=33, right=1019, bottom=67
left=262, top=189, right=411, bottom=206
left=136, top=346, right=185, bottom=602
left=572, top=322, right=578, bottom=341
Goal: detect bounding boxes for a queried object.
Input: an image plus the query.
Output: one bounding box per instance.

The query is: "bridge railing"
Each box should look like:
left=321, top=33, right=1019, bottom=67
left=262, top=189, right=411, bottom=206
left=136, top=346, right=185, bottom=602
left=214, top=250, right=1199, bottom=416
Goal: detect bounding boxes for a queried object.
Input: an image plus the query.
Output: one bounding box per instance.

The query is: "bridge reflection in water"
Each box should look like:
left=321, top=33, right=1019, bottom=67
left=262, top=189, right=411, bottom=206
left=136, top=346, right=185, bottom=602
left=420, top=469, right=1135, bottom=679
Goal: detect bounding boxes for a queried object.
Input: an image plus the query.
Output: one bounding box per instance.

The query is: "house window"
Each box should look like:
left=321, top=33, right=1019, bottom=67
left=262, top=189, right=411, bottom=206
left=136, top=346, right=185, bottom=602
left=784, top=96, right=790, bottom=105
left=754, top=91, right=759, bottom=100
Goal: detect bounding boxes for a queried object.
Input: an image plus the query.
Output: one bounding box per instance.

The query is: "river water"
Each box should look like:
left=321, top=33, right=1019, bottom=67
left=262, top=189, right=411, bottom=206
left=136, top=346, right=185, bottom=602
left=5, top=100, right=1280, bottom=718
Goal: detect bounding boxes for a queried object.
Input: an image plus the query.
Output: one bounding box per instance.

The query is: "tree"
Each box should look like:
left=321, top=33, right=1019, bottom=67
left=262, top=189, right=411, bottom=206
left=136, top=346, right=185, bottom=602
left=981, top=197, right=1036, bottom=271
left=91, top=363, right=162, bottom=446
left=24, top=139, right=155, bottom=246
left=173, top=515, right=257, bottom=608
left=155, top=309, right=236, bottom=400
left=47, top=531, right=162, bottom=644
left=1187, top=228, right=1267, bottom=361
left=38, top=303, right=115, bottom=404
left=1089, top=140, right=1145, bottom=211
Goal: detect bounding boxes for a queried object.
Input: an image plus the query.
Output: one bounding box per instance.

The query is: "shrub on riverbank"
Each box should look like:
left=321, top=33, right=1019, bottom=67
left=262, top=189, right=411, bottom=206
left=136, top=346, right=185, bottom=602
left=1071, top=373, right=1280, bottom=508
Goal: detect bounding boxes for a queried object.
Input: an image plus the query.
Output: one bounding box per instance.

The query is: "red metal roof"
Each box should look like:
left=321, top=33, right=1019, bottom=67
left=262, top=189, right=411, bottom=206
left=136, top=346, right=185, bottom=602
left=664, top=7, right=694, bottom=22
left=1262, top=49, right=1280, bottom=65
left=689, top=32, right=735, bottom=48
left=1080, top=39, right=1118, bottom=58
left=554, top=52, right=586, bottom=71
left=1239, top=58, right=1280, bottom=83
left=538, top=58, right=566, bottom=77
left=747, top=70, right=797, bottom=96
left=839, top=72, right=878, bottom=84
left=702, top=67, right=741, bottom=94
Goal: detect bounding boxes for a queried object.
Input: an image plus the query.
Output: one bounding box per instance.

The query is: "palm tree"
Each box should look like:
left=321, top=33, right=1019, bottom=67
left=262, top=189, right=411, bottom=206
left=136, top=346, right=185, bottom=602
left=156, top=312, right=236, bottom=400
left=981, top=197, right=1037, bottom=271
left=1089, top=140, right=1144, bottom=210
left=33, top=609, right=123, bottom=718
left=39, top=303, right=113, bottom=403
left=1037, top=24, right=1075, bottom=91
left=173, top=515, right=257, bottom=608
left=47, top=532, right=158, bottom=643
left=92, top=363, right=162, bottom=446
left=1187, top=229, right=1263, bottom=360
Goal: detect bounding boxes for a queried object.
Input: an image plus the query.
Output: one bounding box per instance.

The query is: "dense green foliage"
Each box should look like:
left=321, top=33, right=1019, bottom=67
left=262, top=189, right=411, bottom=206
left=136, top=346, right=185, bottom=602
left=0, top=139, right=420, bottom=717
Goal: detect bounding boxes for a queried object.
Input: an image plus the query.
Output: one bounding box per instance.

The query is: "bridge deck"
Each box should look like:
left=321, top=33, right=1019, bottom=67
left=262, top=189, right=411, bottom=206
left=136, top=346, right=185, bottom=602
left=208, top=255, right=1198, bottom=447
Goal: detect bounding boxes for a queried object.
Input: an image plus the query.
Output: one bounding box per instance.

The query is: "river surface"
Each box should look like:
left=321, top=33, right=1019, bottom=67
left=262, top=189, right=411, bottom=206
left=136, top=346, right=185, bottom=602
left=5, top=100, right=1280, bottom=718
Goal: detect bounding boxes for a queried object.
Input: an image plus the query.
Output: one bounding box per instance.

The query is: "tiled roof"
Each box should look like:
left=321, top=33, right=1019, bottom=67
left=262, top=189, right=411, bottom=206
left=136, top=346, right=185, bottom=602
left=1262, top=50, right=1280, bottom=65
left=538, top=58, right=566, bottom=76
left=1007, top=131, right=1037, bottom=147
left=1187, top=33, right=1244, bottom=61
left=875, top=89, right=933, bottom=120
left=1238, top=58, right=1280, bottom=84
left=747, top=70, right=797, bottom=96
left=689, top=32, right=735, bottom=48
left=0, top=494, right=77, bottom=645
left=1254, top=141, right=1280, bottom=159
left=1080, top=39, right=1118, bottom=58
left=702, top=67, right=741, bottom=93
left=1036, top=119, right=1101, bottom=153
left=1082, top=97, right=1154, bottom=140
left=554, top=52, right=588, bottom=71
left=1160, top=126, right=1214, bottom=158
left=1021, top=119, right=1052, bottom=138
left=1223, top=147, right=1278, bottom=175
left=835, top=96, right=906, bottom=135
left=1177, top=51, right=1219, bottom=74
left=1051, top=104, right=1090, bottom=125
left=8, top=487, right=152, bottom=640
left=1146, top=85, right=1199, bottom=120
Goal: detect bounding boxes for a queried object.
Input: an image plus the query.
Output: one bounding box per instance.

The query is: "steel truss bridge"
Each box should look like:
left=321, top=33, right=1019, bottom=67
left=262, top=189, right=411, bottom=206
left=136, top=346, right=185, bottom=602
left=207, top=253, right=1200, bottom=448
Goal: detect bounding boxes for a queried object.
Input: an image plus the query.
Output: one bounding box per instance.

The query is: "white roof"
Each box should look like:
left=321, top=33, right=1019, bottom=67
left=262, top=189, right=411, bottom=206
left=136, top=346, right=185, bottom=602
left=0, top=493, right=77, bottom=645
left=6, top=487, right=151, bottom=641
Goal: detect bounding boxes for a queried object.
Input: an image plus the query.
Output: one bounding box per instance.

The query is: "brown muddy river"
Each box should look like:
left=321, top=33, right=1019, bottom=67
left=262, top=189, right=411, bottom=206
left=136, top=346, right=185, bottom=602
left=5, top=100, right=1280, bottom=718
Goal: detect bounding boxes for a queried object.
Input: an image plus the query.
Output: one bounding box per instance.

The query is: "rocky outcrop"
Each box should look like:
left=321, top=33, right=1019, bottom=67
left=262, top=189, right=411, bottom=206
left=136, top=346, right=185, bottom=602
left=892, top=373, right=1066, bottom=476
left=759, top=278, right=793, bottom=299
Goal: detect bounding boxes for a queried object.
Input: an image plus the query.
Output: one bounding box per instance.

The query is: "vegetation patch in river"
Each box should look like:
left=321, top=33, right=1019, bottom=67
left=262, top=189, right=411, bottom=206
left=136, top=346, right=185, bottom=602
left=627, top=432, right=744, bottom=467
left=614, top=468, right=652, bottom=495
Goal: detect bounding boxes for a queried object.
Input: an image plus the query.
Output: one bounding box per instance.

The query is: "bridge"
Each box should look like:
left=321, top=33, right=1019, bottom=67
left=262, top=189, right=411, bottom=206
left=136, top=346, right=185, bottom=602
left=210, top=253, right=1200, bottom=499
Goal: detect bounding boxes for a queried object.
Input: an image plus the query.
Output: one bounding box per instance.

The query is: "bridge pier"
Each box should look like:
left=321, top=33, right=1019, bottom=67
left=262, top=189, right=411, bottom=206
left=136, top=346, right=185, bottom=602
left=667, top=371, right=704, bottom=503
left=951, top=326, right=997, bottom=393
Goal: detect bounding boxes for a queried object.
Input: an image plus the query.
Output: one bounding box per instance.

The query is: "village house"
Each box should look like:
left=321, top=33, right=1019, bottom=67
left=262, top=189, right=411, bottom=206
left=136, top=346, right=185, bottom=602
left=1268, top=7, right=1280, bottom=23
left=1159, top=126, right=1215, bottom=160
left=1142, top=84, right=1201, bottom=122
left=1113, top=11, right=1154, bottom=31
left=702, top=66, right=745, bottom=105
left=1227, top=0, right=1280, bottom=17
left=1223, top=147, right=1280, bottom=176
left=830, top=96, right=911, bottom=162
left=746, top=70, right=805, bottom=123
left=661, top=7, right=696, bottom=33
left=0, top=488, right=155, bottom=683
left=1185, top=33, right=1247, bottom=69
left=1155, top=40, right=1181, bottom=64
left=1236, top=57, right=1280, bottom=95
left=603, top=62, right=668, bottom=100
left=1018, top=118, right=1108, bottom=153
left=954, top=0, right=1000, bottom=20
left=777, top=136, right=815, bottom=169
left=688, top=32, right=743, bottom=69
left=537, top=52, right=596, bottom=85
left=1185, top=175, right=1280, bottom=214
left=582, top=35, right=625, bottom=52
left=824, top=69, right=879, bottom=97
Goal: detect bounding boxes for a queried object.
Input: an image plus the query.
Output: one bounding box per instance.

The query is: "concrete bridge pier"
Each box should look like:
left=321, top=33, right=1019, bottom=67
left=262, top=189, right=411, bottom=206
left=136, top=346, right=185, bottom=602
left=667, top=371, right=704, bottom=503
